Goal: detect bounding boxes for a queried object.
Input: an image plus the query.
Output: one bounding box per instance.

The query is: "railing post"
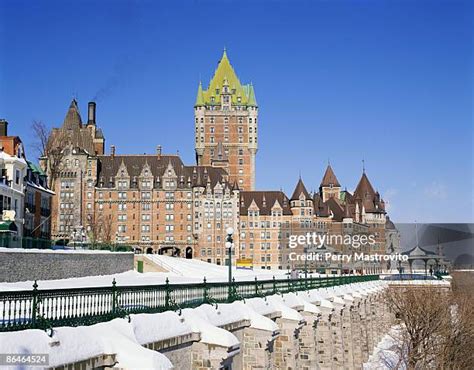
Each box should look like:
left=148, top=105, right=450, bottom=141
left=31, top=280, right=38, bottom=328
left=272, top=276, right=276, bottom=295
left=165, top=277, right=171, bottom=310
left=254, top=277, right=258, bottom=297
left=112, top=278, right=117, bottom=315
left=203, top=277, right=209, bottom=303
left=227, top=277, right=238, bottom=303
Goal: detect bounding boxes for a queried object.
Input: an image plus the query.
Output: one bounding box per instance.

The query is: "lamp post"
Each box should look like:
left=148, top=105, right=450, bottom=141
left=70, top=231, right=76, bottom=250
left=225, top=227, right=234, bottom=297
left=80, top=229, right=86, bottom=249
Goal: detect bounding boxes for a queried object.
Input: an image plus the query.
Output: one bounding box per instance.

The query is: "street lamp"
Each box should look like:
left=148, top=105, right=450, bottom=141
left=225, top=227, right=234, bottom=294
left=81, top=229, right=86, bottom=249
left=70, top=231, right=76, bottom=250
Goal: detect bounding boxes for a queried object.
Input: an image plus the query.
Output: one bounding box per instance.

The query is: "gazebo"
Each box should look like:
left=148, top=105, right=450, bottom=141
left=401, top=245, right=443, bottom=276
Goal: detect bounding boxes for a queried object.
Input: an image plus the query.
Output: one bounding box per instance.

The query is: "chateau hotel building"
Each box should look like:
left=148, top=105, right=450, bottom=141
left=43, top=50, right=397, bottom=270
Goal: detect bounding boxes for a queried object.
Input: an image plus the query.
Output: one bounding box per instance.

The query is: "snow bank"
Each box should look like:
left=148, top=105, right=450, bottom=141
left=131, top=311, right=193, bottom=345
left=0, top=319, right=173, bottom=369
left=303, top=289, right=334, bottom=310
left=181, top=308, right=239, bottom=348
left=263, top=295, right=304, bottom=322
left=281, top=292, right=321, bottom=314
left=363, top=326, right=405, bottom=370
left=244, top=297, right=280, bottom=317
left=196, top=302, right=278, bottom=333
left=87, top=319, right=173, bottom=369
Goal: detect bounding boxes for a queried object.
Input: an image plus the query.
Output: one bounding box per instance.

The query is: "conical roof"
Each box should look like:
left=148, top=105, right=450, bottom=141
left=354, top=172, right=376, bottom=199
left=247, top=83, right=257, bottom=107
left=291, top=178, right=311, bottom=201
left=62, top=99, right=82, bottom=130
left=320, top=165, right=340, bottom=187
left=195, top=81, right=205, bottom=107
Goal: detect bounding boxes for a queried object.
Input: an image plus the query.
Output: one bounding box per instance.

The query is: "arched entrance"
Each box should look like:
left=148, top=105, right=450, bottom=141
left=185, top=247, right=193, bottom=259
left=158, top=246, right=181, bottom=257
left=146, top=247, right=154, bottom=254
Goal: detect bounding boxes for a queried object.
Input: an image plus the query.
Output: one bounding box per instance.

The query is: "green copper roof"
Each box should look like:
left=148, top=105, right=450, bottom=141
left=27, top=160, right=46, bottom=176
left=247, top=83, right=257, bottom=107
left=196, top=49, right=257, bottom=107
left=195, top=81, right=205, bottom=106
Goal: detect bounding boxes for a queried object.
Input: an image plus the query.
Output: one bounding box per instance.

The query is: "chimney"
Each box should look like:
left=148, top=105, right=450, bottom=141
left=156, top=145, right=162, bottom=159
left=0, top=120, right=8, bottom=136
left=110, top=145, right=116, bottom=158
left=88, top=102, right=96, bottom=125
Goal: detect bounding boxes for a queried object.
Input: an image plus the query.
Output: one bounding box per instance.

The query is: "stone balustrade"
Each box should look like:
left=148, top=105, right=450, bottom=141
left=0, top=280, right=397, bottom=370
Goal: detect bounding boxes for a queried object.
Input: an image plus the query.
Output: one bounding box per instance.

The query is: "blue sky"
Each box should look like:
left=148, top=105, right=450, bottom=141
left=0, top=0, right=472, bottom=223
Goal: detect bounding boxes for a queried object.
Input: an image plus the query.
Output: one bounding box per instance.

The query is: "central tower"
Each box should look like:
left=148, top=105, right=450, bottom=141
left=194, top=49, right=258, bottom=190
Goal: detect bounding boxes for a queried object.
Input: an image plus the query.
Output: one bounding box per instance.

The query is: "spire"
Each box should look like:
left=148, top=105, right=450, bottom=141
left=320, top=164, right=341, bottom=187
left=195, top=81, right=205, bottom=107
left=354, top=171, right=376, bottom=199
left=247, top=83, right=257, bottom=107
left=62, top=99, right=82, bottom=130
left=291, top=178, right=311, bottom=201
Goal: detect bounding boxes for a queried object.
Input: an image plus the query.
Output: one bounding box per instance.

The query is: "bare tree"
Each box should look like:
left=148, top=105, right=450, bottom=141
left=86, top=211, right=114, bottom=247
left=31, top=120, right=50, bottom=158
left=383, top=277, right=474, bottom=369
left=33, top=122, right=68, bottom=189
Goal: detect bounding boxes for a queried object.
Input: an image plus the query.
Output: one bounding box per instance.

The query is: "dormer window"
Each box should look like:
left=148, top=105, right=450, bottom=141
left=215, top=89, right=219, bottom=95
left=223, top=86, right=228, bottom=93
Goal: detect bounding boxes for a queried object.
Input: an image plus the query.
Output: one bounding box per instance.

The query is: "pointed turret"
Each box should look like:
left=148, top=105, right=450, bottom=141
left=354, top=172, right=376, bottom=200
left=195, top=81, right=205, bottom=107
left=291, top=178, right=311, bottom=201
left=320, top=164, right=341, bottom=202
left=62, top=99, right=82, bottom=130
left=247, top=83, right=257, bottom=107
left=320, top=164, right=340, bottom=187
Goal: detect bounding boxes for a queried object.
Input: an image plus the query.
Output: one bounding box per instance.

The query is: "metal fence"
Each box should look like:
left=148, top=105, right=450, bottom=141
left=0, top=274, right=379, bottom=332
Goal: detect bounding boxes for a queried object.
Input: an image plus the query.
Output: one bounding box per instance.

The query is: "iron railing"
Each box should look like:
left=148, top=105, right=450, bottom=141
left=0, top=274, right=379, bottom=332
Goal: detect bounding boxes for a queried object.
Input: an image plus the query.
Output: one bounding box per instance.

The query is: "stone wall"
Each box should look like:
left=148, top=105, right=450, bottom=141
left=0, top=250, right=134, bottom=282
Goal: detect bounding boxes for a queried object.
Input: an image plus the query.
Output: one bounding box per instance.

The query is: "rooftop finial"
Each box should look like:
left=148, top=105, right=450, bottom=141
left=362, top=159, right=366, bottom=174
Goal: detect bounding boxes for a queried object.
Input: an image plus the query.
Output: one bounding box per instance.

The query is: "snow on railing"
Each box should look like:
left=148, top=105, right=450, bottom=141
left=0, top=274, right=379, bottom=332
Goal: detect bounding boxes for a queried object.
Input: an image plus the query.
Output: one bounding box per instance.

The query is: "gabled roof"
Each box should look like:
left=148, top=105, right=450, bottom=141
left=290, top=178, right=311, bottom=201
left=326, top=197, right=344, bottom=221
left=96, top=154, right=228, bottom=190
left=313, top=193, right=330, bottom=217
left=198, top=49, right=256, bottom=107
left=240, top=191, right=292, bottom=216
left=320, top=165, right=340, bottom=187
left=62, top=99, right=82, bottom=130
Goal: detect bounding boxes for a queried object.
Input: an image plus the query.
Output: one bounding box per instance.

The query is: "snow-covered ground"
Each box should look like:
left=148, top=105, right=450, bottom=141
left=363, top=326, right=405, bottom=369
left=0, top=254, right=314, bottom=291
